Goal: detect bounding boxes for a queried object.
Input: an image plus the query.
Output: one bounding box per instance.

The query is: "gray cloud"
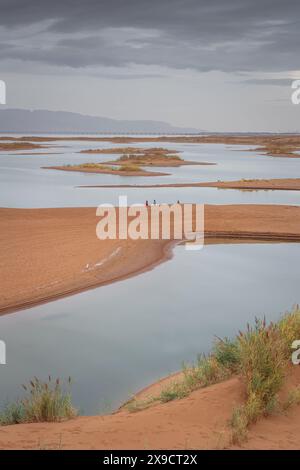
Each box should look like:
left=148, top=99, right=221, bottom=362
left=242, top=78, right=295, bottom=87
left=0, top=0, right=300, bottom=74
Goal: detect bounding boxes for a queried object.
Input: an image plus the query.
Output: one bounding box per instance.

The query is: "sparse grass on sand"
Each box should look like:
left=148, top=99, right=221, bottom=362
left=69, top=162, right=142, bottom=172
left=80, top=146, right=179, bottom=155
left=0, top=376, right=77, bottom=425
left=282, top=386, right=300, bottom=411
left=0, top=142, right=44, bottom=151
left=117, top=152, right=182, bottom=164
left=77, top=163, right=112, bottom=170
left=2, top=308, right=300, bottom=444
left=126, top=307, right=300, bottom=445
left=53, top=150, right=183, bottom=174
left=118, top=163, right=141, bottom=172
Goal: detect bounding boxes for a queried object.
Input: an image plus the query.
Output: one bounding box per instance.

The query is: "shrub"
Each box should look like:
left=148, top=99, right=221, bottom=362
left=127, top=307, right=300, bottom=448
left=282, top=386, right=300, bottom=411
left=118, top=164, right=141, bottom=172
left=237, top=318, right=286, bottom=411
left=230, top=310, right=300, bottom=443
left=78, top=163, right=111, bottom=170
left=0, top=402, right=26, bottom=425
left=183, top=354, right=231, bottom=389
left=0, top=377, right=77, bottom=425
left=159, top=382, right=189, bottom=402
left=278, top=307, right=300, bottom=356
left=213, top=337, right=240, bottom=373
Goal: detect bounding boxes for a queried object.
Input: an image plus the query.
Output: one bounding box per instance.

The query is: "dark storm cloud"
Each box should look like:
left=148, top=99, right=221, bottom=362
left=0, top=0, right=300, bottom=72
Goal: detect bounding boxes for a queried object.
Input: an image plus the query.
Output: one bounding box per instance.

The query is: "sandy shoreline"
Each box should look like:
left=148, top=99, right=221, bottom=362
left=80, top=178, right=300, bottom=191
left=0, top=142, right=46, bottom=151
left=43, top=148, right=213, bottom=177
left=0, top=207, right=175, bottom=315
left=43, top=165, right=169, bottom=177
left=1, top=367, right=300, bottom=450
left=1, top=204, right=300, bottom=315
left=2, top=134, right=300, bottom=158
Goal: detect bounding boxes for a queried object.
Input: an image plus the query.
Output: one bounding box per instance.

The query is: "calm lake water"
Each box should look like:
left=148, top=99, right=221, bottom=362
left=1, top=139, right=300, bottom=207
left=0, top=137, right=300, bottom=414
left=0, top=244, right=299, bottom=414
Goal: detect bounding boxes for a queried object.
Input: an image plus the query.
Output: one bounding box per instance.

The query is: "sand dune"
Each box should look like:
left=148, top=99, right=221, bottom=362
left=1, top=367, right=299, bottom=450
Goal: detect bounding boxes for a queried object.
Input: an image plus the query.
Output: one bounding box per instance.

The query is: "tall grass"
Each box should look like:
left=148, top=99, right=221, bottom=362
left=231, top=309, right=300, bottom=443
left=282, top=386, right=300, bottom=411
left=127, top=339, right=240, bottom=412
left=126, top=307, right=300, bottom=446
left=0, top=376, right=77, bottom=425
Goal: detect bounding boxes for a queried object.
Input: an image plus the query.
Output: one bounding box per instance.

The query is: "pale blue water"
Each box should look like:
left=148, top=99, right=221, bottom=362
left=0, top=137, right=299, bottom=415
left=1, top=140, right=300, bottom=207
left=0, top=243, right=299, bottom=414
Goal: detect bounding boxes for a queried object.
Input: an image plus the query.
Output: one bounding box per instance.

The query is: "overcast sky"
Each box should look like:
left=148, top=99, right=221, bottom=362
left=0, top=0, right=300, bottom=131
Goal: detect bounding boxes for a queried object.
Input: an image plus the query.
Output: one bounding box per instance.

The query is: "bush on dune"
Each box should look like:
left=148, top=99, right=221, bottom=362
left=3, top=307, right=300, bottom=441
left=126, top=307, right=300, bottom=446
left=0, top=376, right=77, bottom=425
left=231, top=308, right=300, bottom=443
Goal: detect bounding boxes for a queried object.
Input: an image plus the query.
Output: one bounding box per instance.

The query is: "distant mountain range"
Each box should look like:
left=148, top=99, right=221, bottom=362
left=0, top=109, right=201, bottom=134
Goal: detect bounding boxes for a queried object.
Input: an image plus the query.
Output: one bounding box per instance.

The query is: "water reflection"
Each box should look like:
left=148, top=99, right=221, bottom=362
left=0, top=243, right=299, bottom=414
left=1, top=141, right=300, bottom=207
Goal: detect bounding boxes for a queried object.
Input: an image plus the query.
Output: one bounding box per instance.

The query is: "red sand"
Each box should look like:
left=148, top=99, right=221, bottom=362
left=1, top=368, right=300, bottom=450
left=1, top=204, right=300, bottom=315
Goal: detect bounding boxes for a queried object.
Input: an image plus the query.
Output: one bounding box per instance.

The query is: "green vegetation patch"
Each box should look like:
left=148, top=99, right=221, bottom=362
left=0, top=376, right=77, bottom=425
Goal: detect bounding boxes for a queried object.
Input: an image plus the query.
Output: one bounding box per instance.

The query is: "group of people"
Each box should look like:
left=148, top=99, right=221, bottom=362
left=145, top=200, right=180, bottom=207
left=145, top=200, right=156, bottom=206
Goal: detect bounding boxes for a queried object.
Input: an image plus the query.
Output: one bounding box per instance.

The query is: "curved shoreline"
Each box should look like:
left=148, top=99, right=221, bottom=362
left=43, top=165, right=169, bottom=177
left=0, top=142, right=46, bottom=152
left=1, top=367, right=300, bottom=449
left=0, top=239, right=177, bottom=316
left=1, top=204, right=300, bottom=448
left=0, top=206, right=177, bottom=315
left=1, top=204, right=300, bottom=316
left=79, top=178, right=300, bottom=191
left=2, top=134, right=300, bottom=159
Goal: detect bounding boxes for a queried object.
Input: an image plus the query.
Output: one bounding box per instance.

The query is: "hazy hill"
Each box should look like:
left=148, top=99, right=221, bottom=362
left=0, top=109, right=200, bottom=134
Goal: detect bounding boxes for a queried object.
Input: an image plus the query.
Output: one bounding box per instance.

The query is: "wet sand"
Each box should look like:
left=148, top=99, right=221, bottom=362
left=200, top=178, right=300, bottom=191
left=0, top=207, right=174, bottom=315
left=82, top=178, right=300, bottom=191
left=43, top=165, right=169, bottom=177
left=2, top=134, right=300, bottom=450
left=44, top=150, right=213, bottom=177
left=1, top=204, right=300, bottom=315
left=0, top=142, right=45, bottom=151
left=2, top=134, right=300, bottom=158
left=103, top=157, right=211, bottom=168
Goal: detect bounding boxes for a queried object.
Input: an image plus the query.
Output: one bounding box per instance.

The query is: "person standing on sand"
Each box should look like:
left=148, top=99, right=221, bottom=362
left=145, top=200, right=149, bottom=207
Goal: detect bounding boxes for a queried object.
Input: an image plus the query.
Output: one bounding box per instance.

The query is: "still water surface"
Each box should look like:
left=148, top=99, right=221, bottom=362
left=1, top=140, right=300, bottom=207
left=0, top=243, right=299, bottom=414
left=0, top=137, right=299, bottom=414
